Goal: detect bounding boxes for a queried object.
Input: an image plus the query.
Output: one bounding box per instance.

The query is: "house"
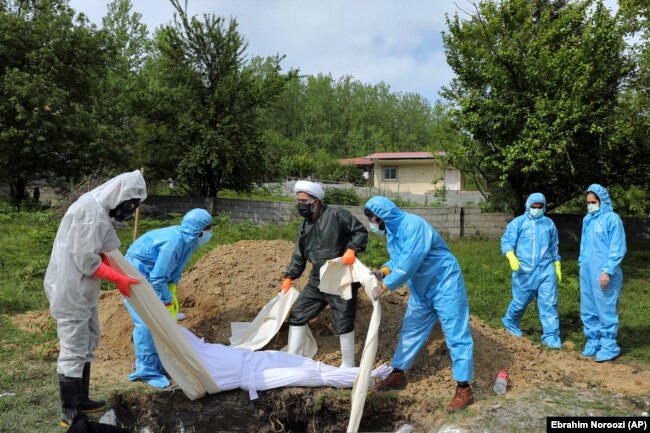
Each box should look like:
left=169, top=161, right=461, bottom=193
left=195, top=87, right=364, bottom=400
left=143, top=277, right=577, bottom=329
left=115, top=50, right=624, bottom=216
left=337, top=157, right=373, bottom=180
left=343, top=151, right=464, bottom=194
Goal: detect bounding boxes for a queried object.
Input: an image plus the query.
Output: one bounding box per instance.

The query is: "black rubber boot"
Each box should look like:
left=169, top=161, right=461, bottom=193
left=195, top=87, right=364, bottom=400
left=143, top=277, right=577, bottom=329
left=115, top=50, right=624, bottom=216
left=80, top=362, right=107, bottom=413
left=58, top=374, right=83, bottom=428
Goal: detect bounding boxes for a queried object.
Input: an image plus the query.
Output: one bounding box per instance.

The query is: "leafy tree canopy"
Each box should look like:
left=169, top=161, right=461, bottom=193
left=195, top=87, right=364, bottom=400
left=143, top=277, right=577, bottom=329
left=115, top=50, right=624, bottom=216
left=441, top=0, right=641, bottom=213
left=135, top=0, right=297, bottom=197
left=0, top=0, right=121, bottom=203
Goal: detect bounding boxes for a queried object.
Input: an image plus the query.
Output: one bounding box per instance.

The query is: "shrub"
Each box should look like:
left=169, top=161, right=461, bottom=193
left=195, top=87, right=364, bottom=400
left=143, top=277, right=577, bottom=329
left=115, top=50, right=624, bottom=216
left=323, top=188, right=360, bottom=206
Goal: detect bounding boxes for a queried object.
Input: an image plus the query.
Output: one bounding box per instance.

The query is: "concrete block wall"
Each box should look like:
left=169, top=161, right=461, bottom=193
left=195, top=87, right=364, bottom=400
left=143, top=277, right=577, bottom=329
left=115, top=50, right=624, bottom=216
left=143, top=196, right=649, bottom=242
left=547, top=214, right=583, bottom=243
left=463, top=208, right=511, bottom=239
left=143, top=196, right=219, bottom=217
left=216, top=198, right=296, bottom=224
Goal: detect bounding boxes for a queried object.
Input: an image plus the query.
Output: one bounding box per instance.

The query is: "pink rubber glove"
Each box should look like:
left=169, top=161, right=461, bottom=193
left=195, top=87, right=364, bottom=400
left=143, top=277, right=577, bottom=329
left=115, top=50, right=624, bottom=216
left=93, top=261, right=139, bottom=297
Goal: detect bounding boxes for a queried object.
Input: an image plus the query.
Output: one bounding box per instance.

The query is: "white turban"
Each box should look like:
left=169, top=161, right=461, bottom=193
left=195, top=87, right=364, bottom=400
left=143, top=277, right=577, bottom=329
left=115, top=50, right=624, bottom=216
left=294, top=180, right=325, bottom=201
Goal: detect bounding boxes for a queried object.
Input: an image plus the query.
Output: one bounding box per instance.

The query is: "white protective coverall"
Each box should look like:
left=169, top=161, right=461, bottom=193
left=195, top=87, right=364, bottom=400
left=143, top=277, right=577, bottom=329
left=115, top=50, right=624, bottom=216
left=44, top=170, right=147, bottom=377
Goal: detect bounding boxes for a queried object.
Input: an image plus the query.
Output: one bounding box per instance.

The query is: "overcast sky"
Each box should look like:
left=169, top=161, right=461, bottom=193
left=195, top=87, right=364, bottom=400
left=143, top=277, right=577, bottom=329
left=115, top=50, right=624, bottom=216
left=68, top=0, right=620, bottom=104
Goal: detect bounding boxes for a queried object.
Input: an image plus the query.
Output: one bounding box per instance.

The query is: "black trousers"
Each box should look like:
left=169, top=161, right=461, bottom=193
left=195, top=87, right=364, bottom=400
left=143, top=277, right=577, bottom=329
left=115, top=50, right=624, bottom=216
left=287, top=281, right=360, bottom=335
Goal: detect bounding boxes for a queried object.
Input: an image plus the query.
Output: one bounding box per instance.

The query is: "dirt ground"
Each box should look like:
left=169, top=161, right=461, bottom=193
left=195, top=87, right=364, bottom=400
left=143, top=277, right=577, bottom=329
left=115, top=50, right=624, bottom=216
left=14, top=240, right=650, bottom=432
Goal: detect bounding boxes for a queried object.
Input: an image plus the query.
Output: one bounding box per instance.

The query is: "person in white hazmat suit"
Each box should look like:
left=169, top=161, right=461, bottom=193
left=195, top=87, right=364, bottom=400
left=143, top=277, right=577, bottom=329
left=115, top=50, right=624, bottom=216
left=44, top=170, right=147, bottom=428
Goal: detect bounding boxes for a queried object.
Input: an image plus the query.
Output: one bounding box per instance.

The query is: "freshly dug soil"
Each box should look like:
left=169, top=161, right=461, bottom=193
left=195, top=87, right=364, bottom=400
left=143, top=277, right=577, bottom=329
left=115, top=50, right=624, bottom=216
left=14, top=240, right=650, bottom=432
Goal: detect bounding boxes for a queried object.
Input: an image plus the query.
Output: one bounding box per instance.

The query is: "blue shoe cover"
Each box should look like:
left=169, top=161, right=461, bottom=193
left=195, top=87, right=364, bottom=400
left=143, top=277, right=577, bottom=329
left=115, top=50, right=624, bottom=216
left=143, top=375, right=170, bottom=388
left=541, top=336, right=562, bottom=349
left=128, top=372, right=170, bottom=388
left=501, top=317, right=522, bottom=337
left=595, top=346, right=620, bottom=362
left=582, top=340, right=599, bottom=357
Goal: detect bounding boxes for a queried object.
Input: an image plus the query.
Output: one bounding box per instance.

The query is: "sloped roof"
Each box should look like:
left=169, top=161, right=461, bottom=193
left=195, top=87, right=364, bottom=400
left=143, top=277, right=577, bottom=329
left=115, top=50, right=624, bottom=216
left=365, top=151, right=446, bottom=160
left=338, top=157, right=373, bottom=166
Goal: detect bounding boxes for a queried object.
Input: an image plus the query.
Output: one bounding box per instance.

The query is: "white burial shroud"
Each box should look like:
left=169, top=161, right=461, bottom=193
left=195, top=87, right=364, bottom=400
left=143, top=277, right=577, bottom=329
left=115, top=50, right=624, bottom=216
left=229, top=287, right=317, bottom=358
left=104, top=249, right=219, bottom=400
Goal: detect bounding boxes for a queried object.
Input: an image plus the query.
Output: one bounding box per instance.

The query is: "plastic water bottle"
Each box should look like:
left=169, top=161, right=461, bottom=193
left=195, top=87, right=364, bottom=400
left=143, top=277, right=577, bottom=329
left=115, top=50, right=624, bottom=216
left=493, top=368, right=509, bottom=395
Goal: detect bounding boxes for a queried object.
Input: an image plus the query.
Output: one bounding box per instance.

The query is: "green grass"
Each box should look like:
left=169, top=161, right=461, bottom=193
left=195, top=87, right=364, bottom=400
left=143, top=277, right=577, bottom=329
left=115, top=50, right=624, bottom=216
left=449, top=238, right=650, bottom=362
left=0, top=209, right=647, bottom=431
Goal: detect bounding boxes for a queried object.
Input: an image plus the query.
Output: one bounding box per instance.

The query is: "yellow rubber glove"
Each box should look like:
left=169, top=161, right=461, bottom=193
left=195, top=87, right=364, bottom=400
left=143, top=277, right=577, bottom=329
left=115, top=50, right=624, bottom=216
left=371, top=266, right=392, bottom=281
left=554, top=261, right=562, bottom=284
left=506, top=251, right=520, bottom=272
left=169, top=283, right=180, bottom=315
left=165, top=303, right=177, bottom=320
left=341, top=248, right=356, bottom=265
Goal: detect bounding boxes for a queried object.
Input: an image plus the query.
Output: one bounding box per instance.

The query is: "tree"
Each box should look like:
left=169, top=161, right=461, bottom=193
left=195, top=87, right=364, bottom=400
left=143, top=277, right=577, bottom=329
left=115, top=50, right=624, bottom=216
left=102, top=0, right=149, bottom=72
left=139, top=0, right=297, bottom=197
left=95, top=0, right=152, bottom=170
left=0, top=0, right=119, bottom=204
left=263, top=73, right=442, bottom=161
left=441, top=0, right=633, bottom=213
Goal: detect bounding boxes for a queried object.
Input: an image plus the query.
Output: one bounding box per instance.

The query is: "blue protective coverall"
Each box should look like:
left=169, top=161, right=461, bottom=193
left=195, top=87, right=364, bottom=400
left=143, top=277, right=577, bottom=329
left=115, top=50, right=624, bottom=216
left=579, top=184, right=626, bottom=362
left=124, top=208, right=213, bottom=387
left=364, top=196, right=474, bottom=382
left=500, top=193, right=562, bottom=348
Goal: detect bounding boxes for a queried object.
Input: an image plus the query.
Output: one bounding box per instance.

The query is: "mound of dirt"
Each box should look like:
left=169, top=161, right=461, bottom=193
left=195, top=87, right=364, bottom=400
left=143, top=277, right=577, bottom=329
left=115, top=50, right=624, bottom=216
left=16, top=240, right=650, bottom=404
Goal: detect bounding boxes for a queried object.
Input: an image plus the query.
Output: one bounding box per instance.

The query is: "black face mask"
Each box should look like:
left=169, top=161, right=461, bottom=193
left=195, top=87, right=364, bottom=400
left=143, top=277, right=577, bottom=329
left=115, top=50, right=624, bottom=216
left=110, top=198, right=140, bottom=222
left=297, top=202, right=312, bottom=218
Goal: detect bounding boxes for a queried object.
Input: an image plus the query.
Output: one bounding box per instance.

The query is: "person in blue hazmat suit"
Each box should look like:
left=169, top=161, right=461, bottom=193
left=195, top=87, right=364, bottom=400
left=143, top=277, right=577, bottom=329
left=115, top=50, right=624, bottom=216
left=580, top=184, right=626, bottom=362
left=500, top=192, right=563, bottom=349
left=44, top=170, right=147, bottom=428
left=363, top=196, right=474, bottom=413
left=124, top=208, right=213, bottom=388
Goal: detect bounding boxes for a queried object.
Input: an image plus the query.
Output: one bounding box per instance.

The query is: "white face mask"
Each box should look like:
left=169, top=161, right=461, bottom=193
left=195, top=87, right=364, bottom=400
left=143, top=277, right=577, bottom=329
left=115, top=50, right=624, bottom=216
left=198, top=229, right=212, bottom=246
left=587, top=203, right=600, bottom=214
left=370, top=222, right=385, bottom=237
left=529, top=208, right=544, bottom=219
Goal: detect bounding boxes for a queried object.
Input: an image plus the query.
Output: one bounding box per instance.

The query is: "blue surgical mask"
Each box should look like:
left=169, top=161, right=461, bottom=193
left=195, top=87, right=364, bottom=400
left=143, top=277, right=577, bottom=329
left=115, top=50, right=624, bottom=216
left=529, top=208, right=544, bottom=219
left=587, top=203, right=600, bottom=214
left=198, top=229, right=212, bottom=246
left=370, top=223, right=385, bottom=237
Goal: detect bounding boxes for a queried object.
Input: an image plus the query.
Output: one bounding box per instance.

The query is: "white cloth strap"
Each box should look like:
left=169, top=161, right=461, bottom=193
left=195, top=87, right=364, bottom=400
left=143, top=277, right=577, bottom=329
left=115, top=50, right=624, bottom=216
left=318, top=258, right=383, bottom=433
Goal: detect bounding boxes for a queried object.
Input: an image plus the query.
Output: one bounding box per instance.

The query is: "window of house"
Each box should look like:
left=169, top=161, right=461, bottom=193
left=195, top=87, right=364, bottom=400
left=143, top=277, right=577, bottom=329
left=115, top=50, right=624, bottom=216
left=383, top=167, right=397, bottom=181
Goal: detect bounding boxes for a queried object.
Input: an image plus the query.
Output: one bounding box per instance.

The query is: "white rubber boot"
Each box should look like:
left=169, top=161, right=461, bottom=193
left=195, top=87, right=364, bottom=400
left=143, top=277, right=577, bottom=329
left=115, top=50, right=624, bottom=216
left=287, top=325, right=307, bottom=355
left=339, top=331, right=356, bottom=368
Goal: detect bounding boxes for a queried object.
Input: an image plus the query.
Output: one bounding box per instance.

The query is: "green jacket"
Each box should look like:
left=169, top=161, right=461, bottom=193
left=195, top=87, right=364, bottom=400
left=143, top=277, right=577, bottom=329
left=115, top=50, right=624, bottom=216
left=284, top=204, right=368, bottom=284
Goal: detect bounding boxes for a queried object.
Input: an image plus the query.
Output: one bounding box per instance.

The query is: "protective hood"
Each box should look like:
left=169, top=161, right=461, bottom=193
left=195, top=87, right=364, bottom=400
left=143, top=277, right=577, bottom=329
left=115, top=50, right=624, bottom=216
left=91, top=170, right=147, bottom=211
left=363, top=196, right=406, bottom=234
left=525, top=192, right=547, bottom=213
left=180, top=208, right=212, bottom=238
left=587, top=184, right=613, bottom=213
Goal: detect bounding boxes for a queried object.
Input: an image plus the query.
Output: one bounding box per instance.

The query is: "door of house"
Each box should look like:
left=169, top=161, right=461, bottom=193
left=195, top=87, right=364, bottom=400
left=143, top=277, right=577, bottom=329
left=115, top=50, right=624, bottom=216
left=444, top=169, right=460, bottom=191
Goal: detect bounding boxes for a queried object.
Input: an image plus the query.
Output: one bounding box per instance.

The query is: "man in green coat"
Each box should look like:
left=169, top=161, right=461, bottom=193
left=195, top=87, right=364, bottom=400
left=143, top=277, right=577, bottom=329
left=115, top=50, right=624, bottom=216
left=281, top=180, right=368, bottom=367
